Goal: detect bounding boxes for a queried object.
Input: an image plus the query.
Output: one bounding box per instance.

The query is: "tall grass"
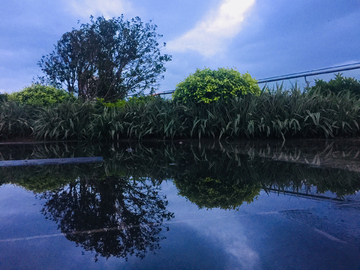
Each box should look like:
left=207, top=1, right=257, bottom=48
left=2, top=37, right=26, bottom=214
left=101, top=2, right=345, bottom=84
left=32, top=101, right=97, bottom=140
left=1, top=87, right=359, bottom=141
left=88, top=97, right=190, bottom=140
left=0, top=101, right=33, bottom=139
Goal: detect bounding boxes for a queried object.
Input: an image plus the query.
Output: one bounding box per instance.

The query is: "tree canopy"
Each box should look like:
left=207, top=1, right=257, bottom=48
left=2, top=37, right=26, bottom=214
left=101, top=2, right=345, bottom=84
left=38, top=16, right=171, bottom=101
left=308, top=73, right=360, bottom=97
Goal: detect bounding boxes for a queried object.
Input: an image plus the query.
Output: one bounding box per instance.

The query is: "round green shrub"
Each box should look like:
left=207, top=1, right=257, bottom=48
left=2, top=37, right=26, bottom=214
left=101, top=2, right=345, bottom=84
left=173, top=68, right=261, bottom=104
left=8, top=84, right=76, bottom=106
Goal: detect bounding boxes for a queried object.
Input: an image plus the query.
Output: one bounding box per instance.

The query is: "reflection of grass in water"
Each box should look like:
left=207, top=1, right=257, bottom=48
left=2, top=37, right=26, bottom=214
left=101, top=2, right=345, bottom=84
left=1, top=142, right=359, bottom=204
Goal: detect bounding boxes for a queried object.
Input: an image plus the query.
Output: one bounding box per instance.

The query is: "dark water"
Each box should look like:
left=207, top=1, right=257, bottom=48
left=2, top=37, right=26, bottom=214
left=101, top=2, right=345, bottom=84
left=0, top=140, right=360, bottom=269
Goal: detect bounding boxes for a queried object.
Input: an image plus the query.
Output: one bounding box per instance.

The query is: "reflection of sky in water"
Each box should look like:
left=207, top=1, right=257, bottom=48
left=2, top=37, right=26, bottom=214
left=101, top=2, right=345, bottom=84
left=1, top=180, right=360, bottom=269
left=159, top=181, right=260, bottom=270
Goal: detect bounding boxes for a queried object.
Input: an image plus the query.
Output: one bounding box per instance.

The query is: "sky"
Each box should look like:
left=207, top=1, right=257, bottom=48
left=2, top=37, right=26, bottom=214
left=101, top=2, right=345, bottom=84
left=1, top=0, right=360, bottom=94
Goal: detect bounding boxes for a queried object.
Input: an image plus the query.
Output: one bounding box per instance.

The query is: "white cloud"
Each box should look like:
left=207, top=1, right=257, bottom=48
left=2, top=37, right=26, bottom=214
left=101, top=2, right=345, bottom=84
left=226, top=241, right=259, bottom=270
left=66, top=0, right=133, bottom=19
left=167, top=0, right=256, bottom=57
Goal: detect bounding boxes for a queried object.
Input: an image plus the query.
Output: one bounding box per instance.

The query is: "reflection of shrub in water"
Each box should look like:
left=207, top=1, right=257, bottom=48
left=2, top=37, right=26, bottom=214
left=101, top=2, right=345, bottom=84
left=0, top=164, right=82, bottom=192
left=41, top=176, right=174, bottom=261
left=171, top=148, right=263, bottom=210
left=175, top=176, right=261, bottom=210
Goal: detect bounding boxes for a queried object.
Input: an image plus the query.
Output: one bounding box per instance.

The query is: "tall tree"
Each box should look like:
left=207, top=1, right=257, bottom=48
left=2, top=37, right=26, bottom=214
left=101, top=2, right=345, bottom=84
left=38, top=16, right=171, bottom=101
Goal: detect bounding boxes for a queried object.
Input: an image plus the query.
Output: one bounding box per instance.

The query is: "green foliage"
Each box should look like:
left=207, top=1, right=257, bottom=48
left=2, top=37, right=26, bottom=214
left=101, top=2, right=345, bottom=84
left=96, top=98, right=127, bottom=108
left=0, top=102, right=33, bottom=139
left=8, top=84, right=75, bottom=106
left=0, top=93, right=8, bottom=102
left=32, top=100, right=97, bottom=140
left=97, top=95, right=158, bottom=108
left=1, top=84, right=360, bottom=141
left=38, top=16, right=171, bottom=101
left=308, top=73, right=360, bottom=97
left=173, top=68, right=261, bottom=104
left=127, top=95, right=158, bottom=105
left=9, top=166, right=78, bottom=193
left=175, top=176, right=261, bottom=210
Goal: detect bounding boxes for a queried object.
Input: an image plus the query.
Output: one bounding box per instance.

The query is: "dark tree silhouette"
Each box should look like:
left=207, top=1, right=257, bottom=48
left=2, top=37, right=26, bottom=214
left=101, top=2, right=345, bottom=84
left=38, top=16, right=171, bottom=101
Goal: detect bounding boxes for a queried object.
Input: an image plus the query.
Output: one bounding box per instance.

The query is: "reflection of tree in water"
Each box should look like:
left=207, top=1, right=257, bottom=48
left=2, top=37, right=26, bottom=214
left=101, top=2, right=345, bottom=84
left=41, top=176, right=174, bottom=261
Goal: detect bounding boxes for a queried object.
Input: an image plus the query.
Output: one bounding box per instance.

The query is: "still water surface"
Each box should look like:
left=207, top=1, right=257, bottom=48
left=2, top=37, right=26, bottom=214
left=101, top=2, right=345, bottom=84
left=0, top=140, right=359, bottom=269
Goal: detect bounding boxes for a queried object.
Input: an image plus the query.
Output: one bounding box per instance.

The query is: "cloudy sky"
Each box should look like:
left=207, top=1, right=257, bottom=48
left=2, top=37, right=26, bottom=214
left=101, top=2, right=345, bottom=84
left=1, top=0, right=360, bottom=94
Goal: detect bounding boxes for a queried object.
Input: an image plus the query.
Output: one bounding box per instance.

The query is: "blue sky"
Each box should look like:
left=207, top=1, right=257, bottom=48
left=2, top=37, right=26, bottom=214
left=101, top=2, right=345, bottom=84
left=1, top=0, right=360, bottom=94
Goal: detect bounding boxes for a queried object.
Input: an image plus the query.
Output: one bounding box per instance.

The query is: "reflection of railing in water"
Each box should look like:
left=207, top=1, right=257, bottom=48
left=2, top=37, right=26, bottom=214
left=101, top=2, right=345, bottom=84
left=266, top=188, right=345, bottom=202
left=214, top=140, right=360, bottom=173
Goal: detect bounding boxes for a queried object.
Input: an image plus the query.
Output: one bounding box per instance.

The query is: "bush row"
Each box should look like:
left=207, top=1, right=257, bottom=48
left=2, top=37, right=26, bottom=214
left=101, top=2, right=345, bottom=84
left=1, top=87, right=360, bottom=141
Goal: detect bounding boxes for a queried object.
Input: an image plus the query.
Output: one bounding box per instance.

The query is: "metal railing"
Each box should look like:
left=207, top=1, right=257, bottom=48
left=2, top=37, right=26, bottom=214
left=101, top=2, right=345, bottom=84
left=257, top=62, right=360, bottom=84
left=153, top=62, right=360, bottom=96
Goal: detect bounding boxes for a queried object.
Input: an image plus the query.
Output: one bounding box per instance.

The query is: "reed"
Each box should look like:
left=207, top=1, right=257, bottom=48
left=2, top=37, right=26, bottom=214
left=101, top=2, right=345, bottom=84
left=1, top=87, right=359, bottom=141
left=0, top=101, right=33, bottom=139
left=31, top=101, right=97, bottom=140
left=178, top=86, right=360, bottom=140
